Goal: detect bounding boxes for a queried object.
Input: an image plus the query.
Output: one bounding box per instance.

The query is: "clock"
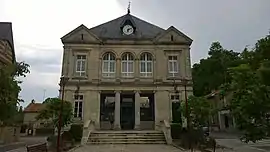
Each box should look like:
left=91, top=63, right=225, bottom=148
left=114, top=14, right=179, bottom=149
left=122, top=25, right=134, bottom=35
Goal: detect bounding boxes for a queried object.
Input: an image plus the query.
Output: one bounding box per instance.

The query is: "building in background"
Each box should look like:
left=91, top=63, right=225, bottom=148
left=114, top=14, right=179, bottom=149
left=22, top=100, right=45, bottom=136
left=0, top=22, right=15, bottom=65
left=60, top=11, right=193, bottom=133
left=207, top=90, right=236, bottom=132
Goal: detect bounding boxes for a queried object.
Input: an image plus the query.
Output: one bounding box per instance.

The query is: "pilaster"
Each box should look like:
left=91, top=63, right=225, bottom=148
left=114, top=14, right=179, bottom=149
left=114, top=91, right=121, bottom=130
left=134, top=90, right=141, bottom=130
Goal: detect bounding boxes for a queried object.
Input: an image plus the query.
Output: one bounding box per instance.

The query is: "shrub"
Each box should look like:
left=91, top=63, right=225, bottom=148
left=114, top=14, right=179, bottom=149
left=69, top=124, right=83, bottom=142
left=171, top=123, right=182, bottom=139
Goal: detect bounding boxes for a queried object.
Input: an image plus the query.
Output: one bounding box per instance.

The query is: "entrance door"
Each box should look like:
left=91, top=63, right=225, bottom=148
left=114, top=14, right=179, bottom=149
left=120, top=95, right=135, bottom=130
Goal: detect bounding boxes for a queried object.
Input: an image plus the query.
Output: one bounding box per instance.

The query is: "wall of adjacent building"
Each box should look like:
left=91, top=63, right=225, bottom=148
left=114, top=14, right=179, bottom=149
left=0, top=40, right=13, bottom=65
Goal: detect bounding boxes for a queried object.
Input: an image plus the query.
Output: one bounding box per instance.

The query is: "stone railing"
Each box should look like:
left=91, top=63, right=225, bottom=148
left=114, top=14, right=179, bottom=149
left=81, top=120, right=95, bottom=145
left=158, top=120, right=172, bottom=144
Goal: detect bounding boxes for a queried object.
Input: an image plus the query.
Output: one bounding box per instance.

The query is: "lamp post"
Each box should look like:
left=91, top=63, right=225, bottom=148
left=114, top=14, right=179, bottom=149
left=57, top=76, right=69, bottom=152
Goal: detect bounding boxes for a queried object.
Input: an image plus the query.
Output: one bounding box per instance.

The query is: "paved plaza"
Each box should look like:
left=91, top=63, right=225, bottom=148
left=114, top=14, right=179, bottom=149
left=6, top=144, right=187, bottom=152
left=70, top=144, right=186, bottom=152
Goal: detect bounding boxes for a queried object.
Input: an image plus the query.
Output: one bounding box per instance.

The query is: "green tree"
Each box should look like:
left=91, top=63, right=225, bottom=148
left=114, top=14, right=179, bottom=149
left=181, top=96, right=213, bottom=128
left=228, top=64, right=270, bottom=143
left=192, top=42, right=242, bottom=96
left=36, top=98, right=73, bottom=130
left=0, top=62, right=30, bottom=125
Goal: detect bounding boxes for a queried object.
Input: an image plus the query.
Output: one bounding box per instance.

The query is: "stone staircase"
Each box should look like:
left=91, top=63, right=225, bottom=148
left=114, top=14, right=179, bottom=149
left=87, top=130, right=166, bottom=144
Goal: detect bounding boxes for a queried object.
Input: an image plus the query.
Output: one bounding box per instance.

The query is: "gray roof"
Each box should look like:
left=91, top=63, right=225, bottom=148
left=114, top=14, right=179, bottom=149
left=0, top=22, right=15, bottom=62
left=89, top=14, right=165, bottom=40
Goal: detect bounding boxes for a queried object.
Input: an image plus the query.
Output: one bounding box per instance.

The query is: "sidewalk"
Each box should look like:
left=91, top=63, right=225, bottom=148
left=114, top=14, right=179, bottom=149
left=0, top=142, right=26, bottom=152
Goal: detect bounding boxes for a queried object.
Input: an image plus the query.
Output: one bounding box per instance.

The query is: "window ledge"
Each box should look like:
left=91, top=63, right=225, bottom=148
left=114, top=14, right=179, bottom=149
left=72, top=76, right=88, bottom=80
left=166, top=76, right=182, bottom=80
left=140, top=77, right=153, bottom=79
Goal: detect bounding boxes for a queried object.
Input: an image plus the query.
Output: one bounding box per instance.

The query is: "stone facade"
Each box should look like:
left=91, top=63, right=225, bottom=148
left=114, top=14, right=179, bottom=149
left=0, top=22, right=15, bottom=65
left=60, top=13, right=193, bottom=131
left=0, top=40, right=13, bottom=65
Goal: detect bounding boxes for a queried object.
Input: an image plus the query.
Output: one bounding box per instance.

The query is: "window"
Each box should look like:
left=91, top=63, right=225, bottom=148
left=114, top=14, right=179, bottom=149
left=170, top=94, right=180, bottom=103
left=168, top=55, right=178, bottom=77
left=75, top=55, right=86, bottom=77
left=140, top=53, right=153, bottom=77
left=102, top=53, right=116, bottom=77
left=74, top=95, right=83, bottom=119
left=121, top=53, right=134, bottom=77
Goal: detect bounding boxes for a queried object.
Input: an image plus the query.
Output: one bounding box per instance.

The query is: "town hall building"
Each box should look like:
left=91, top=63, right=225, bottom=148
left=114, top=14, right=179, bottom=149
left=60, top=10, right=193, bottom=132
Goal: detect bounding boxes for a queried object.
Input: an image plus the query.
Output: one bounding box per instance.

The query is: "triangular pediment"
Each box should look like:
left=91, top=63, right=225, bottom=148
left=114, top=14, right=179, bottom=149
left=154, top=26, right=193, bottom=45
left=61, top=24, right=101, bottom=44
left=89, top=14, right=165, bottom=40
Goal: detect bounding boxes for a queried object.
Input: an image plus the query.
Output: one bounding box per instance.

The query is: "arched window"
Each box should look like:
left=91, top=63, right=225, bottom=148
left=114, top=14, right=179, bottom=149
left=140, top=53, right=153, bottom=77
left=121, top=52, right=134, bottom=77
left=102, top=52, right=116, bottom=77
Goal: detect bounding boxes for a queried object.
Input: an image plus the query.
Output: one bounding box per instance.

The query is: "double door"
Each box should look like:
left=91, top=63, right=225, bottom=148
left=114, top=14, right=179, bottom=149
left=120, top=94, right=135, bottom=130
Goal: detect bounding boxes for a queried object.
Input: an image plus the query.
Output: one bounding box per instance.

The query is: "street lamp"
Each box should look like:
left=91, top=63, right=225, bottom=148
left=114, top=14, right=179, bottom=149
left=57, top=76, right=69, bottom=152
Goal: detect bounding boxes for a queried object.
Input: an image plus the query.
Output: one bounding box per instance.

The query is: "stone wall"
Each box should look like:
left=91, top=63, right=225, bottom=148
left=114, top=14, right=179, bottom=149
left=0, top=126, right=20, bottom=144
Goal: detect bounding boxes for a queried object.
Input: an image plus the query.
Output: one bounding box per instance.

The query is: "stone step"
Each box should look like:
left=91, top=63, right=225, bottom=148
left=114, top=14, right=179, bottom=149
left=89, top=138, right=165, bottom=141
left=91, top=134, right=164, bottom=138
left=89, top=141, right=167, bottom=144
left=87, top=131, right=166, bottom=144
left=90, top=136, right=165, bottom=139
left=93, top=130, right=161, bottom=134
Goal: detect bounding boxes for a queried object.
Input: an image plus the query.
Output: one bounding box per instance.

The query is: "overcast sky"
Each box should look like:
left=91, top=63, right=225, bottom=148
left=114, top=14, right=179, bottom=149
left=1, top=0, right=269, bottom=107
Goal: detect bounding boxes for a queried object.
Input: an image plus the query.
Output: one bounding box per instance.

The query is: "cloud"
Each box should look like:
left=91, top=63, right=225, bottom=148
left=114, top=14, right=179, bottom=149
left=117, top=0, right=270, bottom=63
left=1, top=0, right=124, bottom=106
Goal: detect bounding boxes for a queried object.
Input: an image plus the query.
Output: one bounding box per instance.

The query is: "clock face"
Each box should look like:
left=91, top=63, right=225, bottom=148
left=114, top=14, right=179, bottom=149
left=123, top=25, right=134, bottom=35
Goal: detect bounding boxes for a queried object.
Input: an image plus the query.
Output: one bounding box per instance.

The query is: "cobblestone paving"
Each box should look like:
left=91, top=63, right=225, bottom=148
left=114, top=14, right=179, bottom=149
left=71, top=144, right=187, bottom=152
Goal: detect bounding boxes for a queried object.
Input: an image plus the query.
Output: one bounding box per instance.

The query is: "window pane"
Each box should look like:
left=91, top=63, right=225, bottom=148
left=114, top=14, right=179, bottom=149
left=76, top=61, right=81, bottom=71
left=173, top=62, right=178, bottom=72
left=103, top=62, right=109, bottom=72
left=79, top=95, right=83, bottom=100
left=140, top=62, right=146, bottom=72
left=128, top=62, right=133, bottom=72
left=81, top=60, right=86, bottom=71
left=146, top=62, right=152, bottom=72
left=103, top=54, right=109, bottom=60
left=122, top=54, right=127, bottom=60
left=148, top=54, right=152, bottom=60
left=122, top=62, right=127, bottom=72
left=169, top=62, right=173, bottom=72
left=109, top=62, right=115, bottom=72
